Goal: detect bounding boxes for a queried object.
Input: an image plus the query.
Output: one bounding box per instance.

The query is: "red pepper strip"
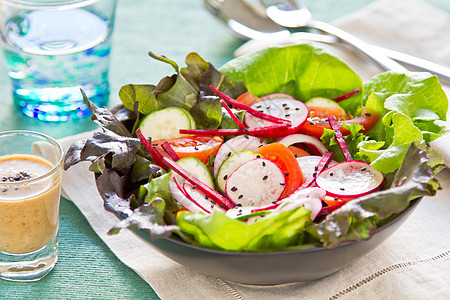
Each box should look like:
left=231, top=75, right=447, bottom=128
left=318, top=202, right=345, bottom=216
left=209, top=85, right=291, bottom=126
left=152, top=147, right=236, bottom=210
left=161, top=141, right=181, bottom=161
left=300, top=152, right=334, bottom=189
left=136, top=129, right=169, bottom=170
left=179, top=123, right=290, bottom=138
left=328, top=115, right=353, bottom=161
left=333, top=88, right=361, bottom=102
left=220, top=100, right=246, bottom=129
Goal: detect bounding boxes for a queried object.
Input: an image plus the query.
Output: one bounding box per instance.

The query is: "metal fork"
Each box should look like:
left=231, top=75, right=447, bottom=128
left=259, top=0, right=407, bottom=72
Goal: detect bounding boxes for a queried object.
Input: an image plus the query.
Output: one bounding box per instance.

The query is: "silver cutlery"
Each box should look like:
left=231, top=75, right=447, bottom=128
left=259, top=0, right=406, bottom=71
left=203, top=0, right=450, bottom=84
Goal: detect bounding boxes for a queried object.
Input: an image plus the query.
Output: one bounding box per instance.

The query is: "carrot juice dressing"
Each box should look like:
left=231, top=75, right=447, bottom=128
left=0, top=154, right=61, bottom=254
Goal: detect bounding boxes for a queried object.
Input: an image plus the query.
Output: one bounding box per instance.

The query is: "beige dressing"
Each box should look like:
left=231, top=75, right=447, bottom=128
left=0, top=154, right=61, bottom=254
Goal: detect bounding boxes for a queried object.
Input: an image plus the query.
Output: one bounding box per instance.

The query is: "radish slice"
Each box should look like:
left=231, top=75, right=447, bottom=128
left=277, top=134, right=328, bottom=155
left=213, top=135, right=265, bottom=176
left=225, top=158, right=285, bottom=207
left=245, top=99, right=308, bottom=133
left=169, top=178, right=205, bottom=213
left=296, top=155, right=337, bottom=182
left=225, top=205, right=257, bottom=219
left=275, top=187, right=325, bottom=220
left=183, top=182, right=226, bottom=213
left=315, top=160, right=385, bottom=198
left=260, top=93, right=296, bottom=101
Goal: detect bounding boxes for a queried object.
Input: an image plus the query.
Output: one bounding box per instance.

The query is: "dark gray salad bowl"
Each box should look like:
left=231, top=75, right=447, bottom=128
left=131, top=198, right=421, bottom=285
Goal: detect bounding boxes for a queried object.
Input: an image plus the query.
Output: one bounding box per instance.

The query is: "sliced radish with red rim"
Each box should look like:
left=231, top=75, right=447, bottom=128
left=245, top=99, right=308, bottom=134
left=277, top=134, right=328, bottom=155
left=315, top=160, right=385, bottom=198
left=225, top=158, right=286, bottom=207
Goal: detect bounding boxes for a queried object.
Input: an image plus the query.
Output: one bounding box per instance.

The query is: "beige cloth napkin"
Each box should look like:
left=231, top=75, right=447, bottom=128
left=57, top=0, right=450, bottom=299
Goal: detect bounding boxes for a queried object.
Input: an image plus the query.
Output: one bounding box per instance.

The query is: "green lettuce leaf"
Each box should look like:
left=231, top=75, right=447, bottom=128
left=219, top=44, right=364, bottom=113
left=177, top=206, right=312, bottom=251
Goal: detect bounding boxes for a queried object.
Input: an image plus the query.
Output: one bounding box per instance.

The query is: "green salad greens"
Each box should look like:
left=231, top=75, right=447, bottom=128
left=64, top=44, right=447, bottom=251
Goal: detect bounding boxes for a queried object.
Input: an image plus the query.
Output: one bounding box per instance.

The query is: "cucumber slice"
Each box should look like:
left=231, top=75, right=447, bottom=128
left=216, top=150, right=260, bottom=193
left=139, top=107, right=194, bottom=141
left=305, top=97, right=345, bottom=115
left=172, top=157, right=214, bottom=189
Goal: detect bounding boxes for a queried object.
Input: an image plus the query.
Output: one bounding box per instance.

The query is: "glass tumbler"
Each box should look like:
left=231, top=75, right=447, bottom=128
left=0, top=0, right=117, bottom=121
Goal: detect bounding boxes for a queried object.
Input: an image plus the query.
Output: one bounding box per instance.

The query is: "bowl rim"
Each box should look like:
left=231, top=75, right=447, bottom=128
left=141, top=196, right=422, bottom=255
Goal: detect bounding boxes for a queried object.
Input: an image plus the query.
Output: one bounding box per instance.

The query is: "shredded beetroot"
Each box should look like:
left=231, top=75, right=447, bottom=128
left=333, top=88, right=361, bottom=102
left=179, top=123, right=290, bottom=138
left=318, top=202, right=345, bottom=216
left=161, top=141, right=181, bottom=161
left=220, top=100, right=246, bottom=129
left=136, top=129, right=169, bottom=170
left=328, top=115, right=353, bottom=161
left=136, top=129, right=236, bottom=209
left=209, top=85, right=291, bottom=126
left=300, top=152, right=334, bottom=189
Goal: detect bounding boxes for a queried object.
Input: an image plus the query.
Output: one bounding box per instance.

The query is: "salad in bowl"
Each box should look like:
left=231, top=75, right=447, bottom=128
left=64, top=44, right=448, bottom=283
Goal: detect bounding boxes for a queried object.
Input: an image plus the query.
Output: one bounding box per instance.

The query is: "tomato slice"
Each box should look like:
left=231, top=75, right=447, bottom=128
left=287, top=145, right=310, bottom=158
left=256, top=143, right=303, bottom=199
left=300, top=107, right=380, bottom=138
left=151, top=136, right=223, bottom=164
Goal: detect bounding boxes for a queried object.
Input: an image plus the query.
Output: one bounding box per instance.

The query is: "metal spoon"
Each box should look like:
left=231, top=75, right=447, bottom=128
left=260, top=0, right=406, bottom=71
left=203, top=0, right=450, bottom=83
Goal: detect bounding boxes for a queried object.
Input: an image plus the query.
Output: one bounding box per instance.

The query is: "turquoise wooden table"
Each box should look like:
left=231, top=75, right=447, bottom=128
left=0, top=0, right=448, bottom=298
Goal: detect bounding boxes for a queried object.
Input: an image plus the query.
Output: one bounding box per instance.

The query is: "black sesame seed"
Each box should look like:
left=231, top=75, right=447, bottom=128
left=365, top=112, right=372, bottom=117
left=285, top=172, right=289, bottom=177
left=280, top=182, right=286, bottom=186
left=192, top=185, right=198, bottom=190
left=295, top=107, right=300, bottom=110
left=329, top=171, right=334, bottom=176
left=238, top=195, right=243, bottom=199
left=266, top=105, right=271, bottom=109
left=256, top=105, right=262, bottom=109
left=263, top=175, right=268, bottom=180
left=309, top=121, right=314, bottom=125
left=312, top=172, right=317, bottom=177
left=260, top=138, right=264, bottom=143
left=236, top=203, right=242, bottom=207
left=211, top=200, right=217, bottom=204
left=152, top=143, right=158, bottom=146
left=244, top=134, right=249, bottom=139
left=2, top=189, right=7, bottom=193
left=294, top=154, right=298, bottom=158
left=284, top=107, right=290, bottom=110
left=340, top=187, right=345, bottom=190
left=282, top=103, right=287, bottom=107
left=211, top=205, right=214, bottom=209
left=334, top=197, right=338, bottom=200
left=285, top=114, right=291, bottom=117
left=314, top=166, right=319, bottom=171
left=194, top=146, right=199, bottom=150
left=231, top=186, right=238, bottom=192
left=227, top=152, right=232, bottom=157
left=262, top=161, right=266, bottom=167
left=223, top=175, right=228, bottom=180
left=220, top=204, right=226, bottom=208
left=361, top=167, right=367, bottom=171
left=205, top=195, right=209, bottom=200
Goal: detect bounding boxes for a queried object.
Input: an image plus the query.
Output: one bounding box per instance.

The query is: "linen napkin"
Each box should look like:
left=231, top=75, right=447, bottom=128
left=56, top=0, right=450, bottom=299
